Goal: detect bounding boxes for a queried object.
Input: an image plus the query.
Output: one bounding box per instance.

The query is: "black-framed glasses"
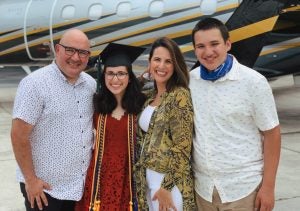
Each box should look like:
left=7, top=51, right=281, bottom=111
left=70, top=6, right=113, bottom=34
left=105, top=71, right=128, bottom=80
left=58, top=43, right=90, bottom=58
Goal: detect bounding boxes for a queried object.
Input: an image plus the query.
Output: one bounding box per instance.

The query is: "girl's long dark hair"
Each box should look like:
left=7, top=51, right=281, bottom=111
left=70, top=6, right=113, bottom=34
left=94, top=65, right=146, bottom=114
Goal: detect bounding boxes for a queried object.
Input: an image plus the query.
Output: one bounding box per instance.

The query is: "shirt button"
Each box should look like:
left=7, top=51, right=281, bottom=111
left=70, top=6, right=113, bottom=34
left=80, top=115, right=82, bottom=118
left=83, top=146, right=86, bottom=149
left=77, top=101, right=79, bottom=103
left=81, top=130, right=84, bottom=133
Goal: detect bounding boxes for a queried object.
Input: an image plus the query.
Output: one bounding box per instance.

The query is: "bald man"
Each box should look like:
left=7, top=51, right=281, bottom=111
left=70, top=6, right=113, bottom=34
left=11, top=29, right=96, bottom=211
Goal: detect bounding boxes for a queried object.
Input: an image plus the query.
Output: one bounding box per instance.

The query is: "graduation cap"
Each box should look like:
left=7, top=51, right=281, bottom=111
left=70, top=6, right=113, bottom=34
left=100, top=43, right=146, bottom=67
left=96, top=43, right=146, bottom=92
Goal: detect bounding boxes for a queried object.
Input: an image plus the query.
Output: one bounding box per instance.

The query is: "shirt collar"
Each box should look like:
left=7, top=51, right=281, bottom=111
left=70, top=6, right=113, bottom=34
left=215, top=56, right=239, bottom=82
left=190, top=55, right=240, bottom=82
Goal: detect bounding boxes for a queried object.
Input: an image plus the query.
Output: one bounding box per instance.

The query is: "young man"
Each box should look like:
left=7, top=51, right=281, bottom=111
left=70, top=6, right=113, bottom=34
left=190, top=18, right=281, bottom=211
left=11, top=29, right=96, bottom=211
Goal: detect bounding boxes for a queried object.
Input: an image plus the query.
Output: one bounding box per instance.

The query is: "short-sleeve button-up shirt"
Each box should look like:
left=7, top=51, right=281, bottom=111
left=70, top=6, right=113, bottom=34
left=190, top=57, right=279, bottom=203
left=12, top=62, right=96, bottom=200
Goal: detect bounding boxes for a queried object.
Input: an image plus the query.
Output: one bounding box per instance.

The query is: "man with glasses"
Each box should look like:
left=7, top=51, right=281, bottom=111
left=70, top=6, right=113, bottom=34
left=11, top=29, right=96, bottom=211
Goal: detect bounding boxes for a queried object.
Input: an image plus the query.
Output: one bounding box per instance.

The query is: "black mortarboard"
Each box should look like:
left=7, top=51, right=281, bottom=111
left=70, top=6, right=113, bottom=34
left=95, top=43, right=146, bottom=92
left=100, top=43, right=146, bottom=67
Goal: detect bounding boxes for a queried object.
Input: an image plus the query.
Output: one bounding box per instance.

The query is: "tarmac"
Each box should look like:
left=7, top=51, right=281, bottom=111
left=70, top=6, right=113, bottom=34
left=0, top=68, right=299, bottom=211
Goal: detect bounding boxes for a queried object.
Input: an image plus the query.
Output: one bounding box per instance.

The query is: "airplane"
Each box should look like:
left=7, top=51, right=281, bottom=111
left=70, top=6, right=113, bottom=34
left=0, top=0, right=299, bottom=78
left=226, top=0, right=300, bottom=78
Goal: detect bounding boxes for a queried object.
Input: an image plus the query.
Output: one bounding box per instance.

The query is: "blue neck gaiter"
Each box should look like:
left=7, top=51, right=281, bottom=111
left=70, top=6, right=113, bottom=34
left=200, top=54, right=233, bottom=81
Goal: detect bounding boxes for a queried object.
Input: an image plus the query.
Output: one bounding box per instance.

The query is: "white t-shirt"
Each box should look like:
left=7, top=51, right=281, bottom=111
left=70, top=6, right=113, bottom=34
left=139, top=105, right=156, bottom=132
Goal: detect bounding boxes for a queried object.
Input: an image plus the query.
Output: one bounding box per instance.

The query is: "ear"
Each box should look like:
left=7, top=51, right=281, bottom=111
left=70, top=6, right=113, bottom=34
left=55, top=44, right=60, bottom=54
left=226, top=39, right=232, bottom=52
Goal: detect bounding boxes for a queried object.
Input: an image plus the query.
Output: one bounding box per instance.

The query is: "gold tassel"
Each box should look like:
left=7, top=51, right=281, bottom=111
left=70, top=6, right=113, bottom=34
left=93, top=200, right=100, bottom=211
left=129, top=201, right=133, bottom=211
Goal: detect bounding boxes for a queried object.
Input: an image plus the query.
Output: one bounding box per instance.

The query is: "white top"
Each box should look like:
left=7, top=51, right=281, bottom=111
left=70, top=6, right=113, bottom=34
left=12, top=62, right=96, bottom=201
left=139, top=105, right=156, bottom=132
left=189, top=57, right=279, bottom=203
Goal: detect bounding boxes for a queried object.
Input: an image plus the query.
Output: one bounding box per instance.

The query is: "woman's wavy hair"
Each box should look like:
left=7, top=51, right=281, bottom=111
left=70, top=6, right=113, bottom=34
left=149, top=37, right=189, bottom=92
left=94, top=65, right=146, bottom=114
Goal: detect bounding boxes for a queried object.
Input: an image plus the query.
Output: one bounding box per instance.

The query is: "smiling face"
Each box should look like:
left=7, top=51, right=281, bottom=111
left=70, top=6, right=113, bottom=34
left=55, top=29, right=90, bottom=83
left=194, top=28, right=231, bottom=71
left=149, top=46, right=174, bottom=88
left=104, top=66, right=129, bottom=100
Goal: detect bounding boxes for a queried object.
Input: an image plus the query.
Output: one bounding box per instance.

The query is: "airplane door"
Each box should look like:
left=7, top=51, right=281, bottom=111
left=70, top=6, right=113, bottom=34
left=24, top=0, right=55, bottom=61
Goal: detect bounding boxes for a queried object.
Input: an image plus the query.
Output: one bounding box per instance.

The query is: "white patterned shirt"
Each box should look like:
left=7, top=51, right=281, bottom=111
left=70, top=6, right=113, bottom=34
left=12, top=62, right=96, bottom=200
left=190, top=57, right=279, bottom=203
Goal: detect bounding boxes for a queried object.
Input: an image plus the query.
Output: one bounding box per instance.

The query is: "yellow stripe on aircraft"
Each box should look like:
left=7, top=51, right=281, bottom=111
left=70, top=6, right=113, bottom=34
left=31, top=2, right=239, bottom=48
left=0, top=33, right=24, bottom=43
left=131, top=29, right=193, bottom=47
left=216, top=3, right=239, bottom=13
left=0, top=19, right=87, bottom=44
left=0, top=38, right=52, bottom=56
left=180, top=45, right=194, bottom=53
left=0, top=3, right=239, bottom=56
left=282, top=5, right=300, bottom=12
left=260, top=41, right=300, bottom=56
left=127, top=3, right=240, bottom=52
left=229, top=16, right=279, bottom=43
left=0, top=1, right=239, bottom=44
left=90, top=3, right=239, bottom=46
left=127, top=3, right=239, bottom=46
left=90, top=14, right=198, bottom=46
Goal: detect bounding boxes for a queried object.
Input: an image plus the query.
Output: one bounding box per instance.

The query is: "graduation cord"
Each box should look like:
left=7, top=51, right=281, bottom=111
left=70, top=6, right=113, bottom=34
left=89, top=114, right=136, bottom=211
left=128, top=114, right=137, bottom=211
left=89, top=114, right=107, bottom=211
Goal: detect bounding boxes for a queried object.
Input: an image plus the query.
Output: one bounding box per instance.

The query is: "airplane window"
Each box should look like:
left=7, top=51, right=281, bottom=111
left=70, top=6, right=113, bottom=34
left=117, top=2, right=131, bottom=18
left=61, top=5, right=76, bottom=20
left=88, top=4, right=103, bottom=20
left=149, top=0, right=164, bottom=18
left=200, top=0, right=217, bottom=15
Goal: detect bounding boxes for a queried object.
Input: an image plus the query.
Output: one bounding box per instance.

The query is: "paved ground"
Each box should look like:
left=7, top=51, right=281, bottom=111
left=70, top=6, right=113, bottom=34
left=0, top=69, right=299, bottom=211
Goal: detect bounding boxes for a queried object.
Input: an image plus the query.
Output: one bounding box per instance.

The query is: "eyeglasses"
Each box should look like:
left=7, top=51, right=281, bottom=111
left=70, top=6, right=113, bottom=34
left=105, top=71, right=128, bottom=80
left=58, top=43, right=90, bottom=58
